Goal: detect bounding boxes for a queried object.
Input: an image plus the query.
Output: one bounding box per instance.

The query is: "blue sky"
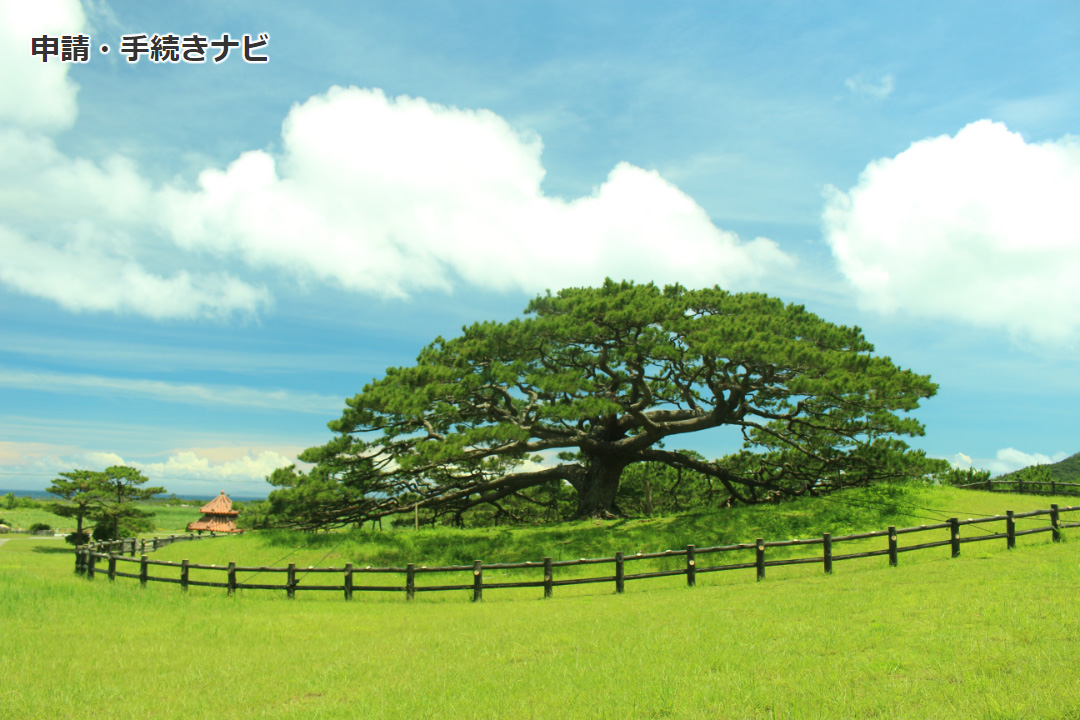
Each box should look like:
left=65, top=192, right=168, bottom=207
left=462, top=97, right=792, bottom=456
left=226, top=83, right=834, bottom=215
left=1, top=1, right=1077, bottom=498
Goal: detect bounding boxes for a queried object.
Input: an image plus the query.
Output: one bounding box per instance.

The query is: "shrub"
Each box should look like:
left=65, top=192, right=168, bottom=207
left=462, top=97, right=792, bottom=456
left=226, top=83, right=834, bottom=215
left=936, top=467, right=991, bottom=487
left=65, top=530, right=91, bottom=546
left=29, top=522, right=53, bottom=535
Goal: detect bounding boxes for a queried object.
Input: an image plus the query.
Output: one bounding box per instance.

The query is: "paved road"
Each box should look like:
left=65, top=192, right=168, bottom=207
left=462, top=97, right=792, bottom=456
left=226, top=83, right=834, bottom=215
left=0, top=538, right=8, bottom=549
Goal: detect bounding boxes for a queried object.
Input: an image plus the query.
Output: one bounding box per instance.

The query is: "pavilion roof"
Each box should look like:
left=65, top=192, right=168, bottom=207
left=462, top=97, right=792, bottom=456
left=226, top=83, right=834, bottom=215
left=199, top=491, right=239, bottom=516
left=187, top=516, right=239, bottom=533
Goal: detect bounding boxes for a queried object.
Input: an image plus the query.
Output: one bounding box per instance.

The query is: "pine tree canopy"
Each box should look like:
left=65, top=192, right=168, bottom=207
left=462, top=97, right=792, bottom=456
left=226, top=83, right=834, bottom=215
left=265, top=279, right=941, bottom=528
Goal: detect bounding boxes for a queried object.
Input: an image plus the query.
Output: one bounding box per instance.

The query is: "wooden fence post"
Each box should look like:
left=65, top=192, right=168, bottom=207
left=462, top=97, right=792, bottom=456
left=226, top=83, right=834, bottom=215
left=755, top=539, right=765, bottom=582
left=472, top=560, right=483, bottom=602
left=986, top=477, right=992, bottom=491
left=139, top=554, right=148, bottom=586
left=949, top=518, right=960, bottom=558
left=1052, top=480, right=1057, bottom=495
left=87, top=551, right=96, bottom=580
left=823, top=533, right=832, bottom=574
left=344, top=563, right=354, bottom=601
left=228, top=562, right=236, bottom=596
left=74, top=546, right=83, bottom=574
left=1018, top=478, right=1024, bottom=494
left=287, top=563, right=296, bottom=599
left=139, top=539, right=145, bottom=555
left=888, top=527, right=898, bottom=567
left=686, top=545, right=696, bottom=587
left=406, top=563, right=415, bottom=601
left=1051, top=504, right=1061, bottom=542
left=108, top=555, right=117, bottom=581
left=615, top=552, right=625, bottom=594
left=543, top=557, right=553, bottom=599
left=181, top=559, right=189, bottom=591
left=1006, top=511, right=1016, bottom=549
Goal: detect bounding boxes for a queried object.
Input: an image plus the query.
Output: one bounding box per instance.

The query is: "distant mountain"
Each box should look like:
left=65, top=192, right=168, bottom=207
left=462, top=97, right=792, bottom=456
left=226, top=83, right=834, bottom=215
left=996, top=451, right=1080, bottom=481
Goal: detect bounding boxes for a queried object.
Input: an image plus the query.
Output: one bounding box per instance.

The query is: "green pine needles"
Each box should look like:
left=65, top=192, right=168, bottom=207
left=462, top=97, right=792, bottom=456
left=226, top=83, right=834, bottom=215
left=264, top=280, right=941, bottom=529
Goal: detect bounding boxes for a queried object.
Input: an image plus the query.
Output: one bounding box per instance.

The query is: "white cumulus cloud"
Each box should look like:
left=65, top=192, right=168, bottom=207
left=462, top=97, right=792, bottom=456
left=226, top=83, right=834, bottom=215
left=947, top=447, right=1069, bottom=476
left=3, top=70, right=790, bottom=317
left=824, top=120, right=1080, bottom=344
left=84, top=451, right=125, bottom=467
left=0, top=224, right=271, bottom=319
left=0, top=442, right=303, bottom=496
left=0, top=84, right=793, bottom=317
left=137, top=449, right=298, bottom=487
left=0, top=127, right=272, bottom=319
left=162, top=86, right=792, bottom=298
left=0, top=0, right=83, bottom=131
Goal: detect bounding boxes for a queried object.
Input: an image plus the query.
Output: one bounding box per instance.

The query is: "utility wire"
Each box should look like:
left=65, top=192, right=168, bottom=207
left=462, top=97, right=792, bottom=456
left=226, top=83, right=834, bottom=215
left=807, top=491, right=1010, bottom=536
left=237, top=533, right=349, bottom=585
left=808, top=492, right=962, bottom=528
left=237, top=544, right=303, bottom=585
left=295, top=535, right=350, bottom=584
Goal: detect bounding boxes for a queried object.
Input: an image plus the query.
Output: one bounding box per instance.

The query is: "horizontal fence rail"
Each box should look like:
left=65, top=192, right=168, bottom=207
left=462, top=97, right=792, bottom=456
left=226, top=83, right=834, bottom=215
left=74, top=530, right=233, bottom=575
left=75, top=505, right=1080, bottom=603
left=957, top=479, right=1080, bottom=496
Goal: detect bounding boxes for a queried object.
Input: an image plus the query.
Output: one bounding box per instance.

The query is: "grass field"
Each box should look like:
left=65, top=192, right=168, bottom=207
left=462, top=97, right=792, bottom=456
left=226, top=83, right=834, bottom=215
left=4, top=485, right=1080, bottom=718
left=0, top=503, right=203, bottom=534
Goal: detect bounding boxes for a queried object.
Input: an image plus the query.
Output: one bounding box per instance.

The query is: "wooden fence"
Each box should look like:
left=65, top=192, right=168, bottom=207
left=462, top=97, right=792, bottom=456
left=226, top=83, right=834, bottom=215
left=74, top=531, right=229, bottom=572
left=957, top=479, right=1080, bottom=496
left=75, top=504, right=1080, bottom=602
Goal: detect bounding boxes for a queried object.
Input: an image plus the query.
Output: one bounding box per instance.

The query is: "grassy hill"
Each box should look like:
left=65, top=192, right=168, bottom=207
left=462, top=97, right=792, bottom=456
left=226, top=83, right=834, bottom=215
left=996, top=450, right=1080, bottom=482
left=4, top=483, right=1080, bottom=718
left=152, top=482, right=1076, bottom=573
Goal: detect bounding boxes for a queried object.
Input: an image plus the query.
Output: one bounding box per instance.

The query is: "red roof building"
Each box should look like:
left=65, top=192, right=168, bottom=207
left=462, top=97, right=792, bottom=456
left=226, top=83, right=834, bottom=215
left=187, top=491, right=241, bottom=533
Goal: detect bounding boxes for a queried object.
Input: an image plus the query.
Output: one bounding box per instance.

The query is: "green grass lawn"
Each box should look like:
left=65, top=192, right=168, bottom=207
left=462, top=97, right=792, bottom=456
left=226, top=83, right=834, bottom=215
left=4, top=485, right=1080, bottom=718
left=0, top=503, right=203, bottom=534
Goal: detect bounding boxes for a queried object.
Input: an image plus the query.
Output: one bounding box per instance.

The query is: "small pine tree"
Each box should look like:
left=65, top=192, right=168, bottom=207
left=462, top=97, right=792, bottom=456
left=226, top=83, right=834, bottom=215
left=92, top=466, right=166, bottom=540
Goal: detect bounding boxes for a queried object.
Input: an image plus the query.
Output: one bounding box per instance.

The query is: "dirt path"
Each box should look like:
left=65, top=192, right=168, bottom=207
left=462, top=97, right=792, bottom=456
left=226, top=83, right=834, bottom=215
left=0, top=537, right=64, bottom=549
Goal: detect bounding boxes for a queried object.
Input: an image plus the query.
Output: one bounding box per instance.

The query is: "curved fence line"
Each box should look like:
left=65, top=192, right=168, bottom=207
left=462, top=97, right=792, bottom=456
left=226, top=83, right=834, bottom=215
left=75, top=530, right=234, bottom=573
left=75, top=504, right=1080, bottom=602
left=957, top=479, right=1080, bottom=496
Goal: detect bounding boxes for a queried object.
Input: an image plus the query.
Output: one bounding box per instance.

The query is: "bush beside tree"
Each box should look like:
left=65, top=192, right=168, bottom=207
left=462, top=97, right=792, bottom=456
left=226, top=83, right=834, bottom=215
left=936, top=467, right=992, bottom=487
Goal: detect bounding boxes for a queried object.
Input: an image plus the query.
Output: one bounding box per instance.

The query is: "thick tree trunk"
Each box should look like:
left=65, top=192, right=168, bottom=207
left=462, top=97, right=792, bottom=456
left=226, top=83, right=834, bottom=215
left=572, top=456, right=629, bottom=517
